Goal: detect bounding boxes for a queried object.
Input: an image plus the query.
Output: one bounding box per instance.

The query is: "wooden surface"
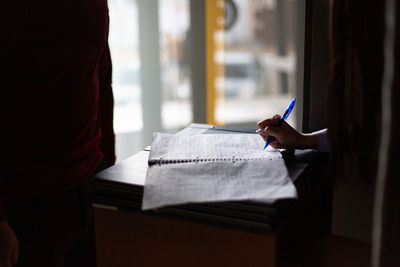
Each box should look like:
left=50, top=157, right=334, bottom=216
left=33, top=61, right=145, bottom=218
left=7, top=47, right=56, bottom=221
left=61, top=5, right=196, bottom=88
left=95, top=207, right=276, bottom=267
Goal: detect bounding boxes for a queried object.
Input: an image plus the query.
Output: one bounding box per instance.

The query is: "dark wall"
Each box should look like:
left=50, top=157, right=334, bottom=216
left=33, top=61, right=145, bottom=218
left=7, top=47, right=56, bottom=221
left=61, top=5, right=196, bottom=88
left=302, top=0, right=330, bottom=132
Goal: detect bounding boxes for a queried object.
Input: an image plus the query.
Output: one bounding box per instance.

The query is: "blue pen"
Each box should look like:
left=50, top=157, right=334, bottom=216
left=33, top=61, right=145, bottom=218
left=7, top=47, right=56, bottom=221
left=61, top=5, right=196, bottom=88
left=264, top=98, right=296, bottom=149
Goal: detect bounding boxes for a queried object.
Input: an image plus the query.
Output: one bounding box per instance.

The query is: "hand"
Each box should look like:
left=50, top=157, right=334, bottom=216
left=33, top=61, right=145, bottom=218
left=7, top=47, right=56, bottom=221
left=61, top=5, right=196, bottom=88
left=0, top=221, right=19, bottom=267
left=257, top=114, right=318, bottom=150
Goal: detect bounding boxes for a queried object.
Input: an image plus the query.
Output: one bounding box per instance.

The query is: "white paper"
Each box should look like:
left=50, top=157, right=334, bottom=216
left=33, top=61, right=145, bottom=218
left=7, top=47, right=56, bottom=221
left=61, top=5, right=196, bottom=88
left=142, top=133, right=297, bottom=210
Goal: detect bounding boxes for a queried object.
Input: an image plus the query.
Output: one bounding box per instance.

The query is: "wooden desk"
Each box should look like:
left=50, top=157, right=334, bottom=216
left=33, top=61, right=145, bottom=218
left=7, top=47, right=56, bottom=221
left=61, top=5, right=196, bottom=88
left=92, top=124, right=331, bottom=267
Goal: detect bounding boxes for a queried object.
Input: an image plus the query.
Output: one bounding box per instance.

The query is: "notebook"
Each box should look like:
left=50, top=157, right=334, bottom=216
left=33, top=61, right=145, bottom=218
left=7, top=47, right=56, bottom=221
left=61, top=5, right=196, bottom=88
left=142, top=133, right=297, bottom=210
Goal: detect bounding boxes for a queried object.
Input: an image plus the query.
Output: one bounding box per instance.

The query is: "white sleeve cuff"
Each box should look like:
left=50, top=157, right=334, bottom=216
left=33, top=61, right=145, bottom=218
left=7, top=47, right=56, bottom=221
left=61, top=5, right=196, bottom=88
left=312, top=128, right=329, bottom=153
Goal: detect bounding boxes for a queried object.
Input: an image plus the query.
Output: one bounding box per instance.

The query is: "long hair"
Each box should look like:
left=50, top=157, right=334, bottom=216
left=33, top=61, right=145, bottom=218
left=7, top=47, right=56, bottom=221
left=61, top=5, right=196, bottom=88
left=327, top=0, right=384, bottom=182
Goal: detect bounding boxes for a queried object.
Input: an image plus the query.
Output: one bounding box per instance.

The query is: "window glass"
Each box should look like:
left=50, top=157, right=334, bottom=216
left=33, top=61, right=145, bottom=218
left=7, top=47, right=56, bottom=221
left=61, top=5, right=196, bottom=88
left=108, top=0, right=143, bottom=161
left=159, top=0, right=192, bottom=130
left=108, top=0, right=142, bottom=133
left=216, top=0, right=298, bottom=127
left=108, top=0, right=300, bottom=161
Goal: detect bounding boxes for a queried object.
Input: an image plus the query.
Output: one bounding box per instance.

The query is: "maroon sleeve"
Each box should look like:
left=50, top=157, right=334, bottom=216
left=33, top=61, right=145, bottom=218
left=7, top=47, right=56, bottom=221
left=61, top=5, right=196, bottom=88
left=98, top=44, right=116, bottom=166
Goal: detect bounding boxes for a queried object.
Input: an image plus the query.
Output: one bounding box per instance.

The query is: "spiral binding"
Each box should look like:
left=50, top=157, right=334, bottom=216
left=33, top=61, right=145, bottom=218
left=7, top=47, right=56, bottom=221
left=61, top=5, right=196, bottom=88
left=148, top=155, right=277, bottom=166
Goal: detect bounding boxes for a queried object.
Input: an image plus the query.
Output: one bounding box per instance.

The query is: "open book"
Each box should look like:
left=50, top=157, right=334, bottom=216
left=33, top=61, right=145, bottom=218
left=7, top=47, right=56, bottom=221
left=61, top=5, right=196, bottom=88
left=142, top=133, right=297, bottom=210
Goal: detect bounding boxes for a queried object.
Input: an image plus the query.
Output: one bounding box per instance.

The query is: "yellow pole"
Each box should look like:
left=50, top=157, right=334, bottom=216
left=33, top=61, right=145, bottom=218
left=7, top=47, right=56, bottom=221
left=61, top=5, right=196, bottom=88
left=205, top=0, right=225, bottom=125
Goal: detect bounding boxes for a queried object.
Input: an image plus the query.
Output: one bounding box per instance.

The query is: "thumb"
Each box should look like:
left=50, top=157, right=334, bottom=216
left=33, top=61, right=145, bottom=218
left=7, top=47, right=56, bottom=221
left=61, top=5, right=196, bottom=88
left=271, top=114, right=281, bottom=125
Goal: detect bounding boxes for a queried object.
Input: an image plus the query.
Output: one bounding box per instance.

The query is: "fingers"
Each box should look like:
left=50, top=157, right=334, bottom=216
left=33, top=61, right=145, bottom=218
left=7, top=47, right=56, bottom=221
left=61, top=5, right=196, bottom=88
left=257, top=118, right=271, bottom=129
left=258, top=126, right=285, bottom=148
left=257, top=114, right=281, bottom=129
left=258, top=129, right=271, bottom=141
left=257, top=116, right=300, bottom=149
left=258, top=126, right=276, bottom=141
left=271, top=114, right=281, bottom=125
left=263, top=125, right=283, bottom=140
left=258, top=129, right=267, bottom=141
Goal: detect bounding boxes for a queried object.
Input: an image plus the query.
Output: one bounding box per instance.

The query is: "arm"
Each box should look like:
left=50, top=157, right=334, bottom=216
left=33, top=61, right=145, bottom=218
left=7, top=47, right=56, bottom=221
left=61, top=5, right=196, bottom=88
left=257, top=114, right=328, bottom=152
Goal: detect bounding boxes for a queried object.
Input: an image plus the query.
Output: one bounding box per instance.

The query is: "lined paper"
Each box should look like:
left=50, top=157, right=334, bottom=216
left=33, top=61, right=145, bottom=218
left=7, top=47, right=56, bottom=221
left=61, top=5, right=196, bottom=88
left=142, top=133, right=297, bottom=210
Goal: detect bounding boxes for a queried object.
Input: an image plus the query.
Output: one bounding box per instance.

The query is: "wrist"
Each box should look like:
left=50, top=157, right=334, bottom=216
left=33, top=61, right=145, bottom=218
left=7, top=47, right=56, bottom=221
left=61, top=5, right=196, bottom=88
left=301, top=133, right=319, bottom=150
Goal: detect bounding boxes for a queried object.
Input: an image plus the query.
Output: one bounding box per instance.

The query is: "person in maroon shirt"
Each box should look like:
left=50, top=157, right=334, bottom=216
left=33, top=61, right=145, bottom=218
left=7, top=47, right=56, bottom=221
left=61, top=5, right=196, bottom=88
left=0, top=1, right=115, bottom=266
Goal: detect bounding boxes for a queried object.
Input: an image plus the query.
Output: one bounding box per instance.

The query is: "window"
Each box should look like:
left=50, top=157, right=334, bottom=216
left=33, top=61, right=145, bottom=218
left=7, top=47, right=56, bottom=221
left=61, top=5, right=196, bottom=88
left=108, top=0, right=307, bottom=161
left=159, top=0, right=192, bottom=130
left=109, top=0, right=141, bottom=134
left=213, top=0, right=299, bottom=128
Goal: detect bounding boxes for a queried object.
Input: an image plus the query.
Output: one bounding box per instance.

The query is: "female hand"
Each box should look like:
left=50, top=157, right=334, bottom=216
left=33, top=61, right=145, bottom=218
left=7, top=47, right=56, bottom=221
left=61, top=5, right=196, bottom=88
left=257, top=114, right=318, bottom=150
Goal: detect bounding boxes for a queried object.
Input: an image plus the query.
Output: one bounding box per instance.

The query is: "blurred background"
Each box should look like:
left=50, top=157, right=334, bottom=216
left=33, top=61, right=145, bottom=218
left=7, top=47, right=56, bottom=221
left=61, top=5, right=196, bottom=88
left=108, top=0, right=303, bottom=161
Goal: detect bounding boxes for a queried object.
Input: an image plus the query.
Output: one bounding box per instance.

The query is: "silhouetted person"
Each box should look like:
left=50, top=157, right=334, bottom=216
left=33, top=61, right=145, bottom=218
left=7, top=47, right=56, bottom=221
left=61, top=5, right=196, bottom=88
left=0, top=1, right=115, bottom=266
